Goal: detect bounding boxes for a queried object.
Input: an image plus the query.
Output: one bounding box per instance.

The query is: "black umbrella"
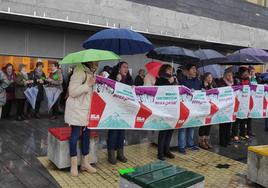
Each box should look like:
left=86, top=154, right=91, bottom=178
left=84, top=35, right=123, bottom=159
left=220, top=53, right=264, bottom=65
left=146, top=46, right=200, bottom=65
left=194, top=49, right=226, bottom=65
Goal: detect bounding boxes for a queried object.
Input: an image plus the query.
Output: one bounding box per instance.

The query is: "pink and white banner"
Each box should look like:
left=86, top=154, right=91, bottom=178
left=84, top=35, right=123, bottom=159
left=88, top=76, right=268, bottom=130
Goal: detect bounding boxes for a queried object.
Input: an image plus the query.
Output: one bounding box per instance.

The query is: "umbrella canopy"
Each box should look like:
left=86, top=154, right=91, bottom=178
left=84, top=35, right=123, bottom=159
left=60, top=49, right=120, bottom=65
left=44, top=86, right=62, bottom=111
left=235, top=48, right=268, bottom=62
left=146, top=46, right=200, bottom=65
left=145, top=61, right=162, bottom=78
left=194, top=49, right=226, bottom=65
left=24, top=86, right=39, bottom=109
left=220, top=53, right=264, bottom=65
left=83, top=28, right=153, bottom=55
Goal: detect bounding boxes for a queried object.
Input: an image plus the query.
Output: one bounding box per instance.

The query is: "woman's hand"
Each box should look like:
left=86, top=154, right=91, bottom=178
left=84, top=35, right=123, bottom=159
left=116, top=74, right=122, bottom=82
left=168, top=77, right=174, bottom=84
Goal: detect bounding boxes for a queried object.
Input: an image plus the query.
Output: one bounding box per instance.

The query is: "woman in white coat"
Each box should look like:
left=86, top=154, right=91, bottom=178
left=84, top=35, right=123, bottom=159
left=65, top=62, right=98, bottom=177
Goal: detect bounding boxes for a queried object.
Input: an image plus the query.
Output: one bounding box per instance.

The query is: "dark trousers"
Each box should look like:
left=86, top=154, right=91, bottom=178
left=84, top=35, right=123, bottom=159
left=199, top=125, right=211, bottom=136
left=247, top=118, right=253, bottom=135
left=51, top=99, right=59, bottom=116
left=219, top=123, right=231, bottom=147
left=2, top=100, right=13, bottom=118
left=107, top=130, right=125, bottom=150
left=69, top=126, right=90, bottom=157
left=16, top=99, right=26, bottom=116
left=232, top=119, right=246, bottom=137
left=158, top=130, right=173, bottom=157
left=27, top=100, right=42, bottom=114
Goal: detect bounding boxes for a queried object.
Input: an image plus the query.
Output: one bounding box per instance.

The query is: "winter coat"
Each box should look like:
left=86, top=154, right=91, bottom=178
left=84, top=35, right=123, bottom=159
left=0, top=71, right=9, bottom=106
left=15, top=72, right=28, bottom=99
left=4, top=72, right=16, bottom=100
left=64, top=64, right=95, bottom=126
left=28, top=69, right=46, bottom=101
left=47, top=69, right=63, bottom=91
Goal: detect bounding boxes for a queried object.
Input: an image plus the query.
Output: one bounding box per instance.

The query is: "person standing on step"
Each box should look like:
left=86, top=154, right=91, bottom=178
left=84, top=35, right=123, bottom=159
left=46, top=62, right=63, bottom=120
left=107, top=61, right=133, bottom=165
left=0, top=69, right=9, bottom=119
left=155, top=64, right=177, bottom=160
left=65, top=62, right=98, bottom=177
left=178, top=64, right=201, bottom=154
left=199, top=72, right=216, bottom=150
left=27, top=60, right=46, bottom=118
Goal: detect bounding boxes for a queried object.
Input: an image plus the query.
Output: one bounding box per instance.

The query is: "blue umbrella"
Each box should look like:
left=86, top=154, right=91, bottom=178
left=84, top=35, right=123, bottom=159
left=146, top=46, right=200, bottom=65
left=83, top=28, right=153, bottom=55
left=220, top=53, right=264, bottom=65
left=194, top=49, right=226, bottom=65
left=235, top=48, right=268, bottom=62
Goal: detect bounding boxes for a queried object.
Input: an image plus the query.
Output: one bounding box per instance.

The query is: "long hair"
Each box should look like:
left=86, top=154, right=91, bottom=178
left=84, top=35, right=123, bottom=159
left=202, top=72, right=216, bottom=87
left=109, top=61, right=133, bottom=85
left=3, top=63, right=14, bottom=74
left=158, top=64, right=172, bottom=78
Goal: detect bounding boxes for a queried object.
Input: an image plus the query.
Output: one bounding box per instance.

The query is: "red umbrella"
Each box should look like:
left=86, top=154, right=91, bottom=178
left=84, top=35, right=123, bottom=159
left=145, top=61, right=162, bottom=78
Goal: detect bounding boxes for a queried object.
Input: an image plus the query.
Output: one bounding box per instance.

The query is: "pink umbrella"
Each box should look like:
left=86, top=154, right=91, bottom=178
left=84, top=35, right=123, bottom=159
left=145, top=61, right=162, bottom=78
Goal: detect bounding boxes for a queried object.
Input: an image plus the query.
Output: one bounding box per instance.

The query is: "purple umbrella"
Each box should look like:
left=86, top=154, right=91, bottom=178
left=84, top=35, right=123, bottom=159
left=235, top=48, right=268, bottom=62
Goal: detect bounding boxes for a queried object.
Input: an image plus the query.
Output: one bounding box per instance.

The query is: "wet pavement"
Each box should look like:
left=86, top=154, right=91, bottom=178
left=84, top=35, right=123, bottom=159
left=0, top=116, right=267, bottom=187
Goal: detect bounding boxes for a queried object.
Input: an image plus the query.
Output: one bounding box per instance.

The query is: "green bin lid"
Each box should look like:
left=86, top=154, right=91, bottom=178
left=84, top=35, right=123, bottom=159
left=133, top=166, right=186, bottom=187
left=120, top=161, right=172, bottom=181
left=148, top=171, right=205, bottom=188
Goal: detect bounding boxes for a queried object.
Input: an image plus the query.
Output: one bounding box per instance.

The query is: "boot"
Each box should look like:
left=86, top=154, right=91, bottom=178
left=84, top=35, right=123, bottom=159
left=80, top=155, right=97, bottom=173
left=199, top=136, right=208, bottom=150
left=108, top=150, right=117, bottom=165
left=117, top=149, right=127, bottom=163
left=204, top=136, right=213, bottom=149
left=70, top=156, right=78, bottom=177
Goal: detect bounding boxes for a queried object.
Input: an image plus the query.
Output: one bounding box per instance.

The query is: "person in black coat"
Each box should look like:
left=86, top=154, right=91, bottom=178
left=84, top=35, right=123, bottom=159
left=218, top=68, right=234, bottom=147
left=199, top=72, right=216, bottom=150
left=155, top=64, right=177, bottom=160
left=27, top=61, right=46, bottom=118
left=134, top=69, right=145, bottom=86
left=107, top=61, right=133, bottom=165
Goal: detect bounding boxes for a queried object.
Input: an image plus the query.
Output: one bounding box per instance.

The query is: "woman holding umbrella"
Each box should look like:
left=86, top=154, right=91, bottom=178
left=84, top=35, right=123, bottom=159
left=65, top=62, right=98, bottom=176
left=107, top=61, right=133, bottom=164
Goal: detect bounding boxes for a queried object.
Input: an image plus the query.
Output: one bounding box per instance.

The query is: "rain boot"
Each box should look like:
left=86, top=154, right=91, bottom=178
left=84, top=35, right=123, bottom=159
left=70, top=156, right=78, bottom=177
left=80, top=155, right=97, bottom=173
left=108, top=150, right=117, bottom=165
left=205, top=136, right=213, bottom=149
left=199, top=136, right=208, bottom=150
left=117, top=149, right=127, bottom=163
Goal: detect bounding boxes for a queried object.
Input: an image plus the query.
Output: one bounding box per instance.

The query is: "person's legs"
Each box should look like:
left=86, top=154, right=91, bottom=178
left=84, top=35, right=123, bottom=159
left=2, top=100, right=11, bottom=118
left=219, top=124, right=227, bottom=147
left=265, top=118, right=268, bottom=132
left=69, top=126, right=80, bottom=157
left=164, top=130, right=174, bottom=158
left=247, top=118, right=255, bottom=136
left=69, top=126, right=80, bottom=177
left=116, top=130, right=127, bottom=162
left=178, top=128, right=186, bottom=153
left=232, top=120, right=239, bottom=138
left=50, top=99, right=59, bottom=120
left=0, top=106, right=2, bottom=119
left=199, top=126, right=208, bottom=149
left=187, top=128, right=199, bottom=150
left=34, top=100, right=42, bottom=117
left=16, top=99, right=25, bottom=120
left=157, top=131, right=166, bottom=159
left=80, top=127, right=96, bottom=173
left=107, top=130, right=118, bottom=164
left=239, top=119, right=247, bottom=138
left=204, top=126, right=212, bottom=149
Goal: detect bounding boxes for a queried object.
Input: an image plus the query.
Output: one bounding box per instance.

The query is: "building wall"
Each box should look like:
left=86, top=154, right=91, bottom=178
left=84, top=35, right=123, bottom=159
left=1, top=0, right=268, bottom=51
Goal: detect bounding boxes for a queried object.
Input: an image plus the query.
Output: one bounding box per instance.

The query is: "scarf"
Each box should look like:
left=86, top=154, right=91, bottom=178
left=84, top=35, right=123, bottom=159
left=35, top=68, right=43, bottom=78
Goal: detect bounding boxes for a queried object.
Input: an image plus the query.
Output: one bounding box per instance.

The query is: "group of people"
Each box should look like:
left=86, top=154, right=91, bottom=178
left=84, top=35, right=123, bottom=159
left=0, top=59, right=267, bottom=177
left=0, top=60, right=63, bottom=121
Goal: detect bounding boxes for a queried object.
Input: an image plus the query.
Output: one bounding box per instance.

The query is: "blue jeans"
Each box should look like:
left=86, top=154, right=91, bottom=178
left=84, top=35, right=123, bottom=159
left=265, top=118, right=268, bottom=130
left=178, top=128, right=195, bottom=149
left=107, top=130, right=125, bottom=150
left=69, top=126, right=90, bottom=157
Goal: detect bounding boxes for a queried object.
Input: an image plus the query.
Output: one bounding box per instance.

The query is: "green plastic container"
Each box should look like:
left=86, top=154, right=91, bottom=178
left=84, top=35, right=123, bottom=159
left=147, top=171, right=205, bottom=188
left=133, top=165, right=186, bottom=187
left=121, top=161, right=172, bottom=182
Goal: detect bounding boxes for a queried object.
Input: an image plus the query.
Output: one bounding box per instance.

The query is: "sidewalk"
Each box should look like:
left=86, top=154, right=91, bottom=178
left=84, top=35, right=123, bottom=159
left=0, top=116, right=267, bottom=187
